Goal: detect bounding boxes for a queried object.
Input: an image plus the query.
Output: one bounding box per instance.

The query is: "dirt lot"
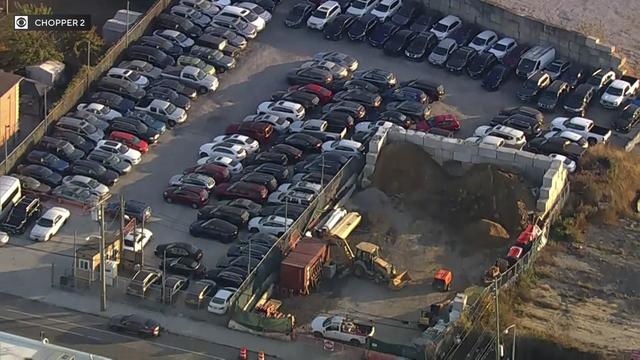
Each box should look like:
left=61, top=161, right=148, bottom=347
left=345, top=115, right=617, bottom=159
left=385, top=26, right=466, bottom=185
left=492, top=0, right=640, bottom=73
left=286, top=142, right=539, bottom=344
left=515, top=219, right=640, bottom=359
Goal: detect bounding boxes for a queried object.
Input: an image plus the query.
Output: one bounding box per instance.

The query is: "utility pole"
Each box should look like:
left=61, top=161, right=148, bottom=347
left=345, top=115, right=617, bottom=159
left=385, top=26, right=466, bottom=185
left=119, top=194, right=125, bottom=264
left=99, top=202, right=107, bottom=311
left=494, top=279, right=500, bottom=360
left=73, top=231, right=77, bottom=278
left=140, top=212, right=145, bottom=268
left=86, top=41, right=91, bottom=93
left=125, top=0, right=130, bottom=46
left=162, top=249, right=167, bottom=304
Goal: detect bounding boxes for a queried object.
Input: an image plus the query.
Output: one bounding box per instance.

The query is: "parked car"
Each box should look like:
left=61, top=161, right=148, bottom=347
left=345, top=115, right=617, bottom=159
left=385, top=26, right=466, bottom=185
left=189, top=218, right=239, bottom=242
left=428, top=38, right=457, bottom=66
left=613, top=104, right=640, bottom=133
left=404, top=32, right=438, bottom=61
left=207, top=287, right=237, bottom=314
left=26, top=150, right=69, bottom=174
left=155, top=242, right=203, bottom=261
left=240, top=172, right=279, bottom=191
left=223, top=198, right=262, bottom=218
left=371, top=0, right=401, bottom=21
left=109, top=117, right=161, bottom=144
left=525, top=137, right=586, bottom=160
left=118, top=59, right=163, bottom=80
left=473, top=125, right=526, bottom=149
left=144, top=86, right=192, bottom=112
left=29, top=207, right=70, bottom=241
left=196, top=155, right=243, bottom=174
left=285, top=1, right=315, bottom=28
left=185, top=279, right=218, bottom=307
left=69, top=160, right=119, bottom=186
left=107, top=131, right=149, bottom=154
left=248, top=215, right=294, bottom=236
left=307, top=1, right=341, bottom=30
left=467, top=52, right=497, bottom=79
left=108, top=314, right=161, bottom=337
left=197, top=205, right=250, bottom=226
left=299, top=60, right=349, bottom=80
left=17, top=164, right=62, bottom=187
left=105, top=199, right=152, bottom=222
left=383, top=29, right=417, bottom=56
left=0, top=196, right=42, bottom=235
left=334, top=79, right=379, bottom=94
left=161, top=256, right=207, bottom=278
left=243, top=163, right=289, bottom=183
left=289, top=83, right=334, bottom=104
left=346, top=0, right=378, bottom=17
left=55, top=117, right=105, bottom=143
left=585, top=68, right=616, bottom=95
left=62, top=175, right=110, bottom=198
left=184, top=163, right=231, bottom=184
left=126, top=45, right=175, bottom=68
left=468, top=30, right=498, bottom=52
left=95, top=77, right=146, bottom=102
left=203, top=26, right=248, bottom=49
left=516, top=71, right=551, bottom=101
left=312, top=51, right=359, bottom=72
left=245, top=151, right=288, bottom=167
left=271, top=90, right=320, bottom=110
left=86, top=149, right=132, bottom=175
left=542, top=130, right=588, bottom=149
left=170, top=5, right=213, bottom=27
left=488, top=37, right=517, bottom=60
left=408, top=10, right=440, bottom=33
left=10, top=174, right=51, bottom=194
left=550, top=116, right=612, bottom=145
left=352, top=68, right=396, bottom=90
left=163, top=185, right=210, bottom=208
left=213, top=181, right=269, bottom=202
left=51, top=131, right=95, bottom=154
left=390, top=1, right=422, bottom=27
left=562, top=83, right=595, bottom=116
left=210, top=14, right=258, bottom=39
left=154, top=13, right=204, bottom=38
left=36, top=136, right=84, bottom=162
left=537, top=80, right=570, bottom=111
left=323, top=14, right=356, bottom=41
left=169, top=173, right=216, bottom=191
left=188, top=45, right=237, bottom=73
left=333, top=89, right=382, bottom=108
left=560, top=65, right=588, bottom=89
left=199, top=142, right=247, bottom=161
left=106, top=67, right=150, bottom=88
left=367, top=21, right=399, bottom=47
left=96, top=140, right=142, bottom=165
left=386, top=101, right=430, bottom=120
left=348, top=13, right=378, bottom=40
left=53, top=184, right=99, bottom=206
left=430, top=15, right=461, bottom=40
left=445, top=46, right=476, bottom=73
left=150, top=79, right=198, bottom=99
left=287, top=67, right=333, bottom=87
left=502, top=44, right=529, bottom=69
left=545, top=59, right=572, bottom=80
left=152, top=29, right=195, bottom=49
left=76, top=103, right=121, bottom=121
left=600, top=76, right=640, bottom=109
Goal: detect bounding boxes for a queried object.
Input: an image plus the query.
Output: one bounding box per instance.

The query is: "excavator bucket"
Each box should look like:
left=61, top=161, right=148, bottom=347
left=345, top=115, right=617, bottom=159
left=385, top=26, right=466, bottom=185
left=389, top=271, right=411, bottom=289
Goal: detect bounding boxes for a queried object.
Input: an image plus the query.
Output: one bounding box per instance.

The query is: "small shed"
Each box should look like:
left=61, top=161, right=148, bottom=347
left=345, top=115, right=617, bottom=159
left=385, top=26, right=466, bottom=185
left=25, top=60, right=65, bottom=86
left=74, top=233, right=121, bottom=287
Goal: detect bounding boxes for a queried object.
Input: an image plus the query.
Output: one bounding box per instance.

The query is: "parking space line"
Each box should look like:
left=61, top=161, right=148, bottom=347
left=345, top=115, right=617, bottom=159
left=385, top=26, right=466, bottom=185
left=5, top=308, right=226, bottom=359
left=0, top=313, right=103, bottom=341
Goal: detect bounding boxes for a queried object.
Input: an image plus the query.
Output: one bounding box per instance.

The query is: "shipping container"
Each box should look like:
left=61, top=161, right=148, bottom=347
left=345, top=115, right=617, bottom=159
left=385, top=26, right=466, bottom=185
left=280, top=248, right=324, bottom=295
left=293, top=237, right=329, bottom=263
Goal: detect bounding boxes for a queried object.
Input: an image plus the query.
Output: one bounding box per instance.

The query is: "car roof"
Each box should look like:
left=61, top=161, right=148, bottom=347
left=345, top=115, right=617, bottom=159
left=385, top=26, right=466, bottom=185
left=475, top=30, right=496, bottom=38
left=319, top=1, right=339, bottom=9
left=438, top=38, right=456, bottom=47
left=437, top=15, right=460, bottom=25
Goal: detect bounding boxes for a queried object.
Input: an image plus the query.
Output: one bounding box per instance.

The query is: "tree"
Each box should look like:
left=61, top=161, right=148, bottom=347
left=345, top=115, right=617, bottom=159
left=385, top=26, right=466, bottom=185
left=61, top=26, right=105, bottom=66
left=14, top=2, right=52, bottom=15
left=4, top=3, right=61, bottom=68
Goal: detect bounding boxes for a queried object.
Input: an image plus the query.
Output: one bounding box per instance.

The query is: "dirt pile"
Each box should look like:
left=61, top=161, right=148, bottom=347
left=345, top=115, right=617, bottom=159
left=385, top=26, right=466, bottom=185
left=462, top=219, right=510, bottom=250
left=372, top=142, right=536, bottom=236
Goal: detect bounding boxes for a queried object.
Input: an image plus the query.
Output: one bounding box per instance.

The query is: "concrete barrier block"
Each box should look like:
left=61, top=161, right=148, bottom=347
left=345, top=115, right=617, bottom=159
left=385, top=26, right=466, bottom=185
left=441, top=150, right=454, bottom=161
left=539, top=186, right=552, bottom=199
left=595, top=43, right=614, bottom=54
left=542, top=169, right=556, bottom=187
left=478, top=145, right=498, bottom=159
left=496, top=148, right=517, bottom=162
left=549, top=159, right=562, bottom=170
left=537, top=198, right=550, bottom=212
left=585, top=35, right=600, bottom=48
left=440, top=138, right=462, bottom=151
left=533, top=154, right=553, bottom=169
left=514, top=151, right=535, bottom=168
left=453, top=150, right=473, bottom=162
left=365, top=152, right=378, bottom=165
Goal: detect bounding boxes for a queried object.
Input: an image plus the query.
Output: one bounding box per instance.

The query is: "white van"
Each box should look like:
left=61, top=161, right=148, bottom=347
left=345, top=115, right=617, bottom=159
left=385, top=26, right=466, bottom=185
left=219, top=5, right=266, bottom=31
left=515, top=45, right=556, bottom=79
left=0, top=176, right=21, bottom=220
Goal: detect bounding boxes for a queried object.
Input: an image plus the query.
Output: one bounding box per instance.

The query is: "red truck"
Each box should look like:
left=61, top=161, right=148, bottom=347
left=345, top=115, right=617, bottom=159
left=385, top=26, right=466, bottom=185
left=225, top=122, right=274, bottom=143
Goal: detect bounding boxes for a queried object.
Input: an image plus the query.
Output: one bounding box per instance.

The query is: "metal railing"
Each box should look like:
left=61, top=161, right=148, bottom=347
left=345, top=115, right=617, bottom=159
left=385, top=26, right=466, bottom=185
left=0, top=0, right=171, bottom=174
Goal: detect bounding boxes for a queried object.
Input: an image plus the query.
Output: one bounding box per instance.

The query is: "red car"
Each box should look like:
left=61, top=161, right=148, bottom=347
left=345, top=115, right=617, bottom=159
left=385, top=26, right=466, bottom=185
left=183, top=164, right=231, bottom=183
left=108, top=131, right=149, bottom=153
left=163, top=185, right=209, bottom=208
left=225, top=122, right=273, bottom=144
left=214, top=181, right=268, bottom=203
left=415, top=114, right=461, bottom=132
left=288, top=83, right=333, bottom=104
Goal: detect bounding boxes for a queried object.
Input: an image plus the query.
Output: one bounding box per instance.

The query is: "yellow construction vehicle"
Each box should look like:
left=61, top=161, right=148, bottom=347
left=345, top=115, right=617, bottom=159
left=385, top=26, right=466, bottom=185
left=337, top=239, right=411, bottom=290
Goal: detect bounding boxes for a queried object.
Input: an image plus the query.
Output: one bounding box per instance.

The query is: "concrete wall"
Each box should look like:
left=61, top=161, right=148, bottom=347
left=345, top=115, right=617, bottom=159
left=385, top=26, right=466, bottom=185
left=423, top=0, right=626, bottom=71
left=363, top=128, right=568, bottom=217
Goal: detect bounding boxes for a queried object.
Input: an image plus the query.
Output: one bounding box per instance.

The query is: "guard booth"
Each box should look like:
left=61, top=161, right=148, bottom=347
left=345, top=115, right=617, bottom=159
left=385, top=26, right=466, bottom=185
left=73, top=235, right=122, bottom=288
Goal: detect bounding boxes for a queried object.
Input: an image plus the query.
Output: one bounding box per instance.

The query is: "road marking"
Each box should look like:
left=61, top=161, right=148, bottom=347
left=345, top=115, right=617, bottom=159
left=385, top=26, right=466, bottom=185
left=0, top=314, right=103, bottom=341
left=5, top=308, right=225, bottom=360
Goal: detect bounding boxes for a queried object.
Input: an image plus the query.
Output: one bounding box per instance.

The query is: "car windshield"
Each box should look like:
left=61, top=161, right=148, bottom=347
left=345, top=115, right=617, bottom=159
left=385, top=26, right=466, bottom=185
left=37, top=218, right=53, bottom=227
left=547, top=63, right=562, bottom=73
left=60, top=143, right=75, bottom=155
left=432, top=23, right=448, bottom=32
left=608, top=87, right=624, bottom=96
left=312, top=8, right=328, bottom=17
left=350, top=21, right=366, bottom=33
left=104, top=155, right=119, bottom=166
left=352, top=0, right=367, bottom=9
left=471, top=37, right=485, bottom=46
left=244, top=12, right=258, bottom=21
left=518, top=58, right=536, bottom=72
left=86, top=178, right=99, bottom=187
left=139, top=62, right=152, bottom=71
left=523, top=80, right=538, bottom=90
left=375, top=3, right=390, bottom=11
left=193, top=69, right=206, bottom=80
left=176, top=32, right=188, bottom=41
left=191, top=11, right=203, bottom=19
left=161, top=102, right=176, bottom=114
left=493, top=43, right=507, bottom=51
left=433, top=46, right=448, bottom=56
left=212, top=296, right=226, bottom=304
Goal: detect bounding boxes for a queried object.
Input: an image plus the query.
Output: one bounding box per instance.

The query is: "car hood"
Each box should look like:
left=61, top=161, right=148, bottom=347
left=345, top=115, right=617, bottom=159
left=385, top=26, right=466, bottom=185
left=601, top=93, right=622, bottom=103
left=248, top=217, right=262, bottom=228
left=30, top=225, right=51, bottom=238
left=310, top=315, right=329, bottom=330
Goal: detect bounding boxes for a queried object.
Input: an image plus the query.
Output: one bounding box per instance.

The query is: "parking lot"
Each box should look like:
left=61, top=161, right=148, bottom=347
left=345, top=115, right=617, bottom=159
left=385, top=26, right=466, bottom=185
left=0, top=0, right=631, bottom=341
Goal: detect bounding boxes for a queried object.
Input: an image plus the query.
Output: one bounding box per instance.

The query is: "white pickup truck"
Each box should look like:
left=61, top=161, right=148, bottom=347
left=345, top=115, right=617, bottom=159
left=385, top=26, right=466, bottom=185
left=160, top=65, right=219, bottom=94
left=310, top=315, right=375, bottom=346
left=550, top=117, right=612, bottom=145
left=600, top=75, right=640, bottom=109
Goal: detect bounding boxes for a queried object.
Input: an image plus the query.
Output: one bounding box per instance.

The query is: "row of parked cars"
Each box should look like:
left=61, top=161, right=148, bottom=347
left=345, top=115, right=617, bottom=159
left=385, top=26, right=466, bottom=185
left=285, top=0, right=640, bottom=134
left=3, top=0, right=274, bottom=244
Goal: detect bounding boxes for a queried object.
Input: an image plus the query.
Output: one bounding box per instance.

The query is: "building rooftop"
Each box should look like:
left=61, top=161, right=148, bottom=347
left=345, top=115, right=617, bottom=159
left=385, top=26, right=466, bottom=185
left=0, top=71, right=22, bottom=96
left=0, top=330, right=111, bottom=360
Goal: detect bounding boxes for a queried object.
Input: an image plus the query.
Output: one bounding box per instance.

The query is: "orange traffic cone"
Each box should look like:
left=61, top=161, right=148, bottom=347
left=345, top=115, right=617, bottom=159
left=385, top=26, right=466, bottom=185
left=239, top=346, right=248, bottom=360
left=257, top=351, right=265, bottom=360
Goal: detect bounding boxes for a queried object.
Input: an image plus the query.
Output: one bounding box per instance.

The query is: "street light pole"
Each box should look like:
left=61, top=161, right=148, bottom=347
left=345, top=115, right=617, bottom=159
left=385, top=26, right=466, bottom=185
left=494, top=279, right=500, bottom=360
left=86, top=41, right=91, bottom=93
left=126, top=1, right=130, bottom=46
left=503, top=324, right=516, bottom=360
left=162, top=248, right=167, bottom=304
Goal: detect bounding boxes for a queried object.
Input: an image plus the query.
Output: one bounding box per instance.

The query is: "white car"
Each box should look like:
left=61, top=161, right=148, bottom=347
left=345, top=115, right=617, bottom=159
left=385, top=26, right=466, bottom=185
left=488, top=37, right=517, bottom=60
left=118, top=59, right=163, bottom=80
left=257, top=101, right=305, bottom=122
left=549, top=153, right=576, bottom=173
left=370, top=0, right=401, bottom=21
left=207, top=287, right=237, bottom=314
left=170, top=5, right=212, bottom=27
left=430, top=15, right=462, bottom=40
left=464, top=135, right=506, bottom=147
left=95, top=140, right=142, bottom=164
left=468, top=30, right=498, bottom=53
left=299, top=60, right=349, bottom=79
left=277, top=181, right=322, bottom=195
left=473, top=125, right=526, bottom=149
left=106, top=68, right=150, bottom=88
left=196, top=155, right=243, bottom=174
left=152, top=29, right=195, bottom=48
left=267, top=190, right=315, bottom=206
left=0, top=231, right=8, bottom=246
left=219, top=5, right=266, bottom=32
left=248, top=215, right=294, bottom=236
left=211, top=134, right=259, bottom=154
left=243, top=114, right=290, bottom=132
left=542, top=130, right=588, bottom=149
left=169, top=173, right=216, bottom=190
left=322, top=139, right=364, bottom=157
left=428, top=38, right=458, bottom=66
left=307, top=1, right=341, bottom=30
left=235, top=2, right=271, bottom=22
left=134, top=99, right=188, bottom=126
left=347, top=0, right=379, bottom=16
left=30, top=207, right=70, bottom=242
left=180, top=0, right=221, bottom=16
left=354, top=121, right=394, bottom=134
left=61, top=175, right=109, bottom=198
left=600, top=79, right=634, bottom=109
left=123, top=228, right=153, bottom=252
left=76, top=103, right=121, bottom=120
left=198, top=143, right=247, bottom=161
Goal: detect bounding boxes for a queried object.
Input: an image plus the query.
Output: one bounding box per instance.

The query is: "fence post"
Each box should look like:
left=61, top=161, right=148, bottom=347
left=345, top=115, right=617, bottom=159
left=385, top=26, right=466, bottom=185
left=51, top=263, right=55, bottom=287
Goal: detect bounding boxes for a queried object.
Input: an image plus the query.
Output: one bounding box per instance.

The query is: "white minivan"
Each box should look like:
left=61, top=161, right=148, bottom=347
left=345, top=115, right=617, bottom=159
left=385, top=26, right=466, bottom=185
left=219, top=5, right=266, bottom=31
left=515, top=45, right=556, bottom=79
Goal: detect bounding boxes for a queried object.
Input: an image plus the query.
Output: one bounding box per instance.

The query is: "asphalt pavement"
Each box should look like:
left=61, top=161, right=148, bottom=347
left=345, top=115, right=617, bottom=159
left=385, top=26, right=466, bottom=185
left=0, top=293, right=254, bottom=360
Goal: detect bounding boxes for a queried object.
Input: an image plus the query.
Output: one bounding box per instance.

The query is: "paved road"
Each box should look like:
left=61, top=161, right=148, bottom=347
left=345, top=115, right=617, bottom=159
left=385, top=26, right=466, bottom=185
left=0, top=293, right=260, bottom=360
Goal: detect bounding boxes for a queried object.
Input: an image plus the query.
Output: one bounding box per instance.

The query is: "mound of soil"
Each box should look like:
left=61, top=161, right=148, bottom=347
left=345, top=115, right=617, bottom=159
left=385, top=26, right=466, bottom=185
left=461, top=219, right=510, bottom=251
left=372, top=142, right=535, bottom=235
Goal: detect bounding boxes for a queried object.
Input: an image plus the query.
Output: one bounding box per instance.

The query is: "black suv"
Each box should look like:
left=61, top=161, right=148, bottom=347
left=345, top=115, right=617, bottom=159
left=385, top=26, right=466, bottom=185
left=105, top=200, right=152, bottom=222
left=1, top=196, right=42, bottom=234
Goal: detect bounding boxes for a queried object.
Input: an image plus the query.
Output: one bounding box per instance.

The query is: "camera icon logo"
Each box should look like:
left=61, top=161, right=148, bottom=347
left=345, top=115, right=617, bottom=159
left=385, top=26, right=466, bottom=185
left=14, top=16, right=29, bottom=30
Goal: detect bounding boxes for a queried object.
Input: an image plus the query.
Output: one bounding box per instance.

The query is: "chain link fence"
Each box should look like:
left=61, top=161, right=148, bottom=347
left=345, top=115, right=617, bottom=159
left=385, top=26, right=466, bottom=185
left=0, top=0, right=171, bottom=175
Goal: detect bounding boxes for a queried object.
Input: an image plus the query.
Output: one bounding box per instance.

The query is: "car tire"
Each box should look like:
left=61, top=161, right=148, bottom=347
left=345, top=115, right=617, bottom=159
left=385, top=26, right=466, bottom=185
left=587, top=138, right=597, bottom=146
left=165, top=197, right=173, bottom=203
left=313, top=331, right=323, bottom=338
left=199, top=152, right=208, bottom=158
left=199, top=86, right=208, bottom=94
left=191, top=202, right=199, bottom=209
left=249, top=227, right=258, bottom=233
left=350, top=339, right=361, bottom=347
left=168, top=120, right=177, bottom=128
left=218, top=67, right=226, bottom=74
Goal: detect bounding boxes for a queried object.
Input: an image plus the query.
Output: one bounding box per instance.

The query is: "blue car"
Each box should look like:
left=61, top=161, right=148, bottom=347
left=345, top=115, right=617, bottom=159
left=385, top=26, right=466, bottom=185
left=25, top=150, right=70, bottom=174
